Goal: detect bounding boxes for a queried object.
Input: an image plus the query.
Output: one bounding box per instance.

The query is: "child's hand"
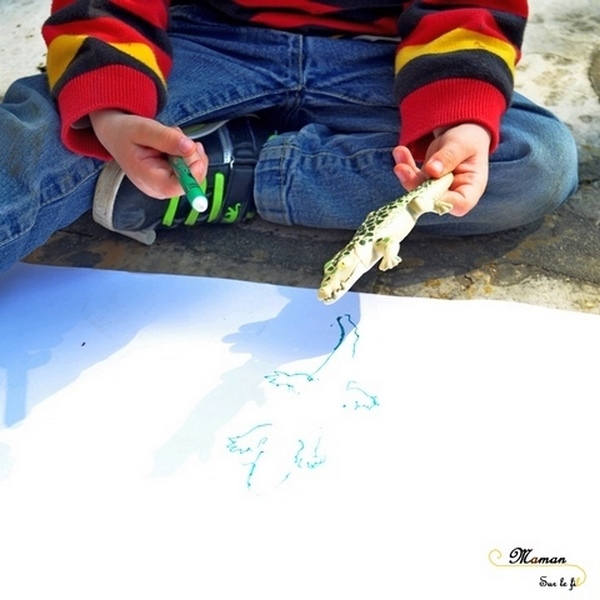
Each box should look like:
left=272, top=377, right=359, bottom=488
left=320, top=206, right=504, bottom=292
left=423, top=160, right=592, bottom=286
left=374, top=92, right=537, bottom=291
left=392, top=123, right=491, bottom=217
left=90, top=109, right=208, bottom=199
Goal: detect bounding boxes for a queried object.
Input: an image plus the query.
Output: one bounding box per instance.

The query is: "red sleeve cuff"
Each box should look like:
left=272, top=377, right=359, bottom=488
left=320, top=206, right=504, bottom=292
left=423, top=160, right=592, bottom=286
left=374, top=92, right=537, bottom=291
left=56, top=65, right=161, bottom=160
left=398, top=78, right=507, bottom=161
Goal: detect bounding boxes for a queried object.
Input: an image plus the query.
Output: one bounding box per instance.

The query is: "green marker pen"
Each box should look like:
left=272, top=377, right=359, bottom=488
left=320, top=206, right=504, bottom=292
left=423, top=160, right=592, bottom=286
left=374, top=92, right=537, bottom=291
left=168, top=155, right=209, bottom=213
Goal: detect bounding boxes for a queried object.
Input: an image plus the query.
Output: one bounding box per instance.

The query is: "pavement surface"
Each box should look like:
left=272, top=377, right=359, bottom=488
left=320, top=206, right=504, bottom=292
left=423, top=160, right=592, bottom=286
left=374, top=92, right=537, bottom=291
left=2, top=0, right=599, bottom=313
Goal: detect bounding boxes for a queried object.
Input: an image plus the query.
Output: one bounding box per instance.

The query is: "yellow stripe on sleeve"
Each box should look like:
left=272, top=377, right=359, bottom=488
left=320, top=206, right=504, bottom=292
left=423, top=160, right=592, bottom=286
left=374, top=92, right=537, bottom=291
left=47, top=34, right=88, bottom=89
left=395, top=28, right=518, bottom=74
left=46, top=37, right=166, bottom=90
left=111, top=42, right=166, bottom=86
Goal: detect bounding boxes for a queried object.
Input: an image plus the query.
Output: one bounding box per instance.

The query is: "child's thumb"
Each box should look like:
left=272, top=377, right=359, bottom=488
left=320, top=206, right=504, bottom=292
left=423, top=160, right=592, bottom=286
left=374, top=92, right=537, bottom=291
left=424, top=144, right=463, bottom=178
left=143, top=122, right=195, bottom=157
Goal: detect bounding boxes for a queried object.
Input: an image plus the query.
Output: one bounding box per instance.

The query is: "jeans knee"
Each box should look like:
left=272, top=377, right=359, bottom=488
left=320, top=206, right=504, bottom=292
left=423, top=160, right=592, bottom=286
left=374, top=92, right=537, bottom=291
left=509, top=118, right=578, bottom=220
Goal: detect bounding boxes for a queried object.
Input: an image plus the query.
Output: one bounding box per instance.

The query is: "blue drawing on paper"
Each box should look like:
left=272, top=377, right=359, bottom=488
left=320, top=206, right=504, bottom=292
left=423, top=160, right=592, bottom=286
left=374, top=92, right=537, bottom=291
left=227, top=423, right=327, bottom=490
left=264, top=313, right=358, bottom=393
left=227, top=314, right=378, bottom=491
left=262, top=313, right=378, bottom=408
left=293, top=438, right=326, bottom=470
left=226, top=423, right=272, bottom=489
left=343, top=381, right=379, bottom=411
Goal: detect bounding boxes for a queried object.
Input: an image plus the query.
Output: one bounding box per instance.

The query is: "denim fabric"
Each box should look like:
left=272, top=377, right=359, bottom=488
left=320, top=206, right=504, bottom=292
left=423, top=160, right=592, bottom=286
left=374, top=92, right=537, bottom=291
left=0, top=4, right=578, bottom=271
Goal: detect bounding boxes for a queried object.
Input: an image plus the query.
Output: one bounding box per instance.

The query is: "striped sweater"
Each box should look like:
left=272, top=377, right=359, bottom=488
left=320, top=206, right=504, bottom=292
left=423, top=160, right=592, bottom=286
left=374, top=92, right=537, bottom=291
left=43, top=1, right=527, bottom=160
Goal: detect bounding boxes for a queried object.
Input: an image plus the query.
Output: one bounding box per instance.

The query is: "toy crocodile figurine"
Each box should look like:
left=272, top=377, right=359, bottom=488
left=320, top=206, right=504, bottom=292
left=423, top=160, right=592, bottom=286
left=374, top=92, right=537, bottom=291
left=318, top=173, right=454, bottom=304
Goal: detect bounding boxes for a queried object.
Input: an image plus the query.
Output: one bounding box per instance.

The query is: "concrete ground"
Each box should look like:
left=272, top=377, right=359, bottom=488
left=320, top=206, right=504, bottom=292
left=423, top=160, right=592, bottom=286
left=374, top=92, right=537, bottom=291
left=2, top=0, right=599, bottom=313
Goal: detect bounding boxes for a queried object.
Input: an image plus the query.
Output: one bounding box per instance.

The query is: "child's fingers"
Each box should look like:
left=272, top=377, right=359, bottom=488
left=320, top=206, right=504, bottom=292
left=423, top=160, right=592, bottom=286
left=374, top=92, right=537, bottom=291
left=182, top=142, right=208, bottom=184
left=392, top=145, right=427, bottom=190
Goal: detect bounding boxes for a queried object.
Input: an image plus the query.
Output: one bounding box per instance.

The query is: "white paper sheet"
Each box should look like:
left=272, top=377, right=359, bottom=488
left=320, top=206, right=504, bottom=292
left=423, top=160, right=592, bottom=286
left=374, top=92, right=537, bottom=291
left=1, top=263, right=598, bottom=599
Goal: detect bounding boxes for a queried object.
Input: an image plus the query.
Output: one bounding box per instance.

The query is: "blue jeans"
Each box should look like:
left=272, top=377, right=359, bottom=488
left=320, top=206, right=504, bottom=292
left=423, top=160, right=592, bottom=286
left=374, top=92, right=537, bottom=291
left=0, top=4, right=578, bottom=272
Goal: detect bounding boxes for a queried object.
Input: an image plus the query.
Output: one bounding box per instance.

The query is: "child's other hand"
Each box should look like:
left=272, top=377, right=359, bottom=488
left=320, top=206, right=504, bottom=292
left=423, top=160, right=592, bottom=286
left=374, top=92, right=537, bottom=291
left=90, top=109, right=208, bottom=199
left=392, top=123, right=491, bottom=217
